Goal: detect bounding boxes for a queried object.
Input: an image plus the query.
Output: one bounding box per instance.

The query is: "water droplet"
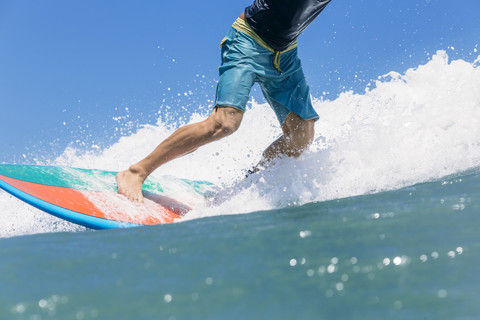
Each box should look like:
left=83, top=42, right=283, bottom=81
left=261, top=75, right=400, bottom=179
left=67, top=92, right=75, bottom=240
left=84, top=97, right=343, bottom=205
left=327, top=264, right=336, bottom=273
left=164, top=294, right=172, bottom=303
left=318, top=266, right=326, bottom=275
left=325, top=289, right=334, bottom=298
left=12, top=304, right=26, bottom=314
left=393, top=300, right=403, bottom=309
left=438, top=289, right=448, bottom=298
left=393, top=256, right=402, bottom=265
left=38, top=299, right=48, bottom=308
left=299, top=230, right=312, bottom=238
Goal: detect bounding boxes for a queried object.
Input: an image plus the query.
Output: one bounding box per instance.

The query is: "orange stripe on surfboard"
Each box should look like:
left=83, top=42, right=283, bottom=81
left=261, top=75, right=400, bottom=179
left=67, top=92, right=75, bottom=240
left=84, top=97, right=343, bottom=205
left=0, top=174, right=182, bottom=225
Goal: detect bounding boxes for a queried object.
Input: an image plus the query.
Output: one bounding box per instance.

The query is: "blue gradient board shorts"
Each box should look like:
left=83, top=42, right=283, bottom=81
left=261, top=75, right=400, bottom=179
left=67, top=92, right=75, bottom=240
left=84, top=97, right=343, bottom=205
left=215, top=20, right=318, bottom=125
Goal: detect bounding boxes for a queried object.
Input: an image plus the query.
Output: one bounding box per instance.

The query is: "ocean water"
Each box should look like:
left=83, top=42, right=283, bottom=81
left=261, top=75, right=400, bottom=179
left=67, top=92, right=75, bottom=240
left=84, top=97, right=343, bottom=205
left=1, top=50, right=480, bottom=319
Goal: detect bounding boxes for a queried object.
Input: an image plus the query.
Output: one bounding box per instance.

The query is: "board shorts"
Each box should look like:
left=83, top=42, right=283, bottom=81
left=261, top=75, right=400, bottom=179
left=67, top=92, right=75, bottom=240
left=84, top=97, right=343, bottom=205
left=215, top=18, right=319, bottom=125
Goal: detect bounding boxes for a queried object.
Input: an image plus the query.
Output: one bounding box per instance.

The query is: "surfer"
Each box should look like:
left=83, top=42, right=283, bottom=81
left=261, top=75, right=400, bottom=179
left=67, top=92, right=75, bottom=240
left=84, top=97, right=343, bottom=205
left=117, top=0, right=333, bottom=202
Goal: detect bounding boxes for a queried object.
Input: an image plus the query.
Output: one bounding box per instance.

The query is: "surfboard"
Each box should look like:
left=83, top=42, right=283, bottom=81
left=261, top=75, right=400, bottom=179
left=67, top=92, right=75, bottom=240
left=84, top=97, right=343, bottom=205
left=0, top=164, right=214, bottom=229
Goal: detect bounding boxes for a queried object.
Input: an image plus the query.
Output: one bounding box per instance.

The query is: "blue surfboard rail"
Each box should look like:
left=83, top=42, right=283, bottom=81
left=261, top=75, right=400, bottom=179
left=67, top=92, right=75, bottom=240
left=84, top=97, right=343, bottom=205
left=0, top=164, right=215, bottom=229
left=0, top=178, right=140, bottom=229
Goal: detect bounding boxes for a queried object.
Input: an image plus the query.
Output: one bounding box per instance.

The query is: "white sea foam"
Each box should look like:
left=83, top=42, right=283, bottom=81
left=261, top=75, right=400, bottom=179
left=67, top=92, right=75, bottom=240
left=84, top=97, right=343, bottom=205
left=2, top=50, right=480, bottom=236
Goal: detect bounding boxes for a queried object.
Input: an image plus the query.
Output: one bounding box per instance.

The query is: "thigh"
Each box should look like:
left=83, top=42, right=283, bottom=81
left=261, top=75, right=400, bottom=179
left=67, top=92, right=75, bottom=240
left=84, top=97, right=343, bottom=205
left=215, top=29, right=258, bottom=111
left=261, top=49, right=319, bottom=125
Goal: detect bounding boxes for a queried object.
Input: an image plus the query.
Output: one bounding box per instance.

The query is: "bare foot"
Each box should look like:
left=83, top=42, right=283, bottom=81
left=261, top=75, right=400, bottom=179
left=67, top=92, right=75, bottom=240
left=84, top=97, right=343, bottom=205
left=116, top=167, right=147, bottom=203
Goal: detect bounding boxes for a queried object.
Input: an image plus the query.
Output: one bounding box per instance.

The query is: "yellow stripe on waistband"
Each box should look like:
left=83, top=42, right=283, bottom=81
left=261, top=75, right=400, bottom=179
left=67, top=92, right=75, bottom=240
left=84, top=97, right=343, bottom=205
left=231, top=17, right=297, bottom=54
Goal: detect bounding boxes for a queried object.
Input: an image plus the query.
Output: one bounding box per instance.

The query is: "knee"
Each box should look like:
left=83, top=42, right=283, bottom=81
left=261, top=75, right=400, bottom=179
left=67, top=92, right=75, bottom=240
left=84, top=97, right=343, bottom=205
left=302, top=121, right=315, bottom=146
left=205, top=107, right=243, bottom=139
left=212, top=118, right=240, bottom=137
left=292, top=129, right=314, bottom=153
left=290, top=118, right=314, bottom=141
left=286, top=118, right=315, bottom=155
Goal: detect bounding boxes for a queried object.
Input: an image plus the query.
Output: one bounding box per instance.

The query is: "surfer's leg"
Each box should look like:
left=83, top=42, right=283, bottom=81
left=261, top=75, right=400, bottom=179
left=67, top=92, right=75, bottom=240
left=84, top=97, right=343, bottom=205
left=254, top=112, right=314, bottom=170
left=117, top=106, right=243, bottom=202
left=118, top=21, right=258, bottom=201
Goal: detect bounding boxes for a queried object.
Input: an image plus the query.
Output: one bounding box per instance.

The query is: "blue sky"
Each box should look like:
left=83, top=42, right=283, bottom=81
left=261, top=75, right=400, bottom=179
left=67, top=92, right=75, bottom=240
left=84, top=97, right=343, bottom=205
left=0, top=0, right=478, bottom=163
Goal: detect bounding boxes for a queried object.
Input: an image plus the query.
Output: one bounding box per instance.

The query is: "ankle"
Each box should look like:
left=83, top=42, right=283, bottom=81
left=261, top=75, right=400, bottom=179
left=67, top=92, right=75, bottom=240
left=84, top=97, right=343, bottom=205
left=127, top=164, right=149, bottom=181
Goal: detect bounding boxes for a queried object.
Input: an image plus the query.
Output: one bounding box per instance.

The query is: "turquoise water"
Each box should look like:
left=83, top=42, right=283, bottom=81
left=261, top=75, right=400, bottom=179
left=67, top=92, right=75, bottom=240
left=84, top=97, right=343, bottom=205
left=1, top=50, right=480, bottom=319
left=1, top=170, right=479, bottom=319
